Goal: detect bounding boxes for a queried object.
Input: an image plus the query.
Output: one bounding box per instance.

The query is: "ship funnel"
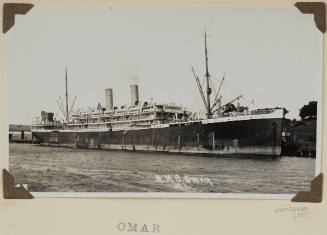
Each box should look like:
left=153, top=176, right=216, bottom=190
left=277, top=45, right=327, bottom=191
left=105, top=88, right=113, bottom=111
left=130, top=84, right=139, bottom=106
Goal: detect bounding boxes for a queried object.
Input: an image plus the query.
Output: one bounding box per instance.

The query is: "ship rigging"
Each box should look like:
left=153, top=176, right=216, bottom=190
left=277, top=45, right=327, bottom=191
left=55, top=66, right=77, bottom=123
left=192, top=31, right=245, bottom=119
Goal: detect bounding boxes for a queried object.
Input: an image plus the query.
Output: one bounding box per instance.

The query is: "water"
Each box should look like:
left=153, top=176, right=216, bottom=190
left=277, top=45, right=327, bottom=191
left=9, top=143, right=315, bottom=194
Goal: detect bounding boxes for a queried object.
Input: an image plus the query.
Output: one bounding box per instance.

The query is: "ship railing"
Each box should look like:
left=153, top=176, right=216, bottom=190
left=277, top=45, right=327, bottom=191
left=31, top=122, right=63, bottom=127
left=73, top=112, right=155, bottom=120
left=61, top=123, right=154, bottom=131
left=70, top=116, right=157, bottom=125
left=214, top=109, right=275, bottom=118
left=74, top=106, right=191, bottom=118
left=64, top=118, right=158, bottom=130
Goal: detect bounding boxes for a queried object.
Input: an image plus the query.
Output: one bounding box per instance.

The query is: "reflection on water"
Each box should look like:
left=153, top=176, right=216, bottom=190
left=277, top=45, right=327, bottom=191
left=9, top=143, right=315, bottom=194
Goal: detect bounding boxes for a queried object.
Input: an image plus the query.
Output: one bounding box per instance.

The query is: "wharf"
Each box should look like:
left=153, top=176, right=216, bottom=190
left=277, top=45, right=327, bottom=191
left=9, top=124, right=39, bottom=144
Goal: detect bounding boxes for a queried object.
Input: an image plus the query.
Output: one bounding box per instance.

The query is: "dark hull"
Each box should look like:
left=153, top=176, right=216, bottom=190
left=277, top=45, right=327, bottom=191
left=32, top=118, right=283, bottom=157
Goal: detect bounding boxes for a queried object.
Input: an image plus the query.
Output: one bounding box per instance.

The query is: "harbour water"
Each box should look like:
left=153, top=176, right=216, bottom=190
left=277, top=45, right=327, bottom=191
left=9, top=143, right=315, bottom=194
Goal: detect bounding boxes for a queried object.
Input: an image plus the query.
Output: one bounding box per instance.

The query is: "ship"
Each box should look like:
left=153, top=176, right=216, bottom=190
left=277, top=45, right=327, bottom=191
left=31, top=32, right=286, bottom=157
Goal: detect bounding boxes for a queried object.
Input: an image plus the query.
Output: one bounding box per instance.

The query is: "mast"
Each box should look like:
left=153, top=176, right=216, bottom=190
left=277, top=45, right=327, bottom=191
left=204, top=31, right=211, bottom=117
left=65, top=66, right=69, bottom=122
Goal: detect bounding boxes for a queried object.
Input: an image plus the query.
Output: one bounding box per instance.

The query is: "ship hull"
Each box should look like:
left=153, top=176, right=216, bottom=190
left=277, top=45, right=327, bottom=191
left=32, top=117, right=284, bottom=157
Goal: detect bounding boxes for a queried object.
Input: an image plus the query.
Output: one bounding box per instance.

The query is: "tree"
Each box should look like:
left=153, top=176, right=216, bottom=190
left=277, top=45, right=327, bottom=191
left=299, top=101, right=317, bottom=120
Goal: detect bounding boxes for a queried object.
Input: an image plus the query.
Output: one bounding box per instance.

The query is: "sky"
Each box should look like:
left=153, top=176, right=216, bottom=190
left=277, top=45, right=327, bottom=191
left=5, top=6, right=323, bottom=124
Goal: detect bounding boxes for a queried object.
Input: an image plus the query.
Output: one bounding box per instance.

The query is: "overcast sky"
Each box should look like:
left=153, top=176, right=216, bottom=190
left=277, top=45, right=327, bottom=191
left=6, top=6, right=322, bottom=124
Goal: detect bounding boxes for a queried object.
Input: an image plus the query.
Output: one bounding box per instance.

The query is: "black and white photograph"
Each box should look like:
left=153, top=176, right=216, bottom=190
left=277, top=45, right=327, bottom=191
left=5, top=5, right=323, bottom=198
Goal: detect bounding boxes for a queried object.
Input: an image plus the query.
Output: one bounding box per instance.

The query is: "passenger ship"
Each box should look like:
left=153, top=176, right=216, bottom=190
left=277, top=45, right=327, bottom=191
left=32, top=33, right=286, bottom=157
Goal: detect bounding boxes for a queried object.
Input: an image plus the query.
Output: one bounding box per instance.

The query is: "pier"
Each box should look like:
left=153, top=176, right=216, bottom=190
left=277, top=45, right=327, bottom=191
left=9, top=124, right=39, bottom=144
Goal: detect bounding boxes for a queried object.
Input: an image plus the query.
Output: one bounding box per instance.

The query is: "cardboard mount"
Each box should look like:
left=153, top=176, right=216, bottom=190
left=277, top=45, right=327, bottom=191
left=2, top=3, right=34, bottom=33
left=295, top=2, right=326, bottom=33
left=1, top=2, right=324, bottom=202
left=2, top=169, right=33, bottom=199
